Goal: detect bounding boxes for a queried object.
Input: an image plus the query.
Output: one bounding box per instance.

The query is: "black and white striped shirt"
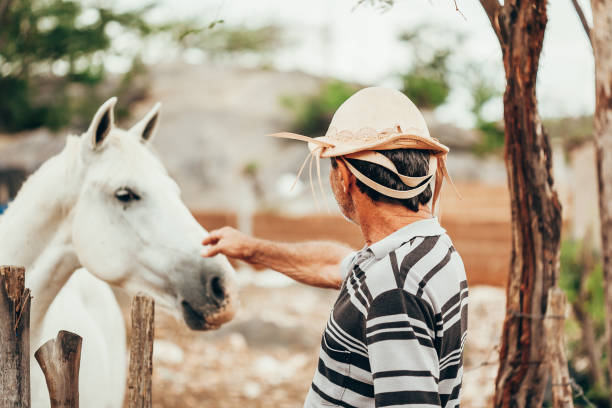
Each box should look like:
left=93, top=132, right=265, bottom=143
left=304, top=217, right=468, bottom=408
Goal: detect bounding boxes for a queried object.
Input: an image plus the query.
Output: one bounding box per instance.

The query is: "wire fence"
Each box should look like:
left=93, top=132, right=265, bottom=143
left=463, top=343, right=599, bottom=408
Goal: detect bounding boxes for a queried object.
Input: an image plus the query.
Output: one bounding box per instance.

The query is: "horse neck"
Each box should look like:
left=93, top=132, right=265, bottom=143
left=0, top=136, right=83, bottom=338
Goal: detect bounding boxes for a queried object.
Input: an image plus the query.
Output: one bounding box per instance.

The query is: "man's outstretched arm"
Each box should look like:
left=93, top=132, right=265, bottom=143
left=201, top=227, right=352, bottom=289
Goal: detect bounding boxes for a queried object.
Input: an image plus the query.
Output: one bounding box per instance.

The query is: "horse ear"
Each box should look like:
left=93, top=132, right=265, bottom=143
left=129, top=102, right=161, bottom=143
left=87, top=97, right=117, bottom=150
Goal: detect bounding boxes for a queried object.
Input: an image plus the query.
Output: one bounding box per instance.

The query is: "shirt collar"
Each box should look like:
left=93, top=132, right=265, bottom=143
left=367, top=217, right=446, bottom=260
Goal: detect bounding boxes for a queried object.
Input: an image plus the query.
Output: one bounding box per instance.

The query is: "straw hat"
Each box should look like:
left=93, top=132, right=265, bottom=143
left=270, top=87, right=457, bottom=212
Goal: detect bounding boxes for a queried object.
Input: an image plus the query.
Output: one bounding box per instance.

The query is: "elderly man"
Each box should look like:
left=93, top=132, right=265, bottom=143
left=202, top=87, right=468, bottom=408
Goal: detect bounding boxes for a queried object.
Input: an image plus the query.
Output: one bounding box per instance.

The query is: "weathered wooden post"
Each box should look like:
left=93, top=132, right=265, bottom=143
left=544, top=288, right=574, bottom=408
left=127, top=293, right=155, bottom=408
left=0, top=265, right=31, bottom=408
left=35, top=330, right=83, bottom=408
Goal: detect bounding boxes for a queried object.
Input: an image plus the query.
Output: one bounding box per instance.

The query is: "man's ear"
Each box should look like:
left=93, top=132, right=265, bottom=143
left=336, top=158, right=354, bottom=193
left=86, top=97, right=117, bottom=150
left=129, top=102, right=161, bottom=143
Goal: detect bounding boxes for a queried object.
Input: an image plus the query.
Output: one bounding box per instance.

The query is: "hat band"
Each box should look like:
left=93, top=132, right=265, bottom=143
left=340, top=154, right=436, bottom=200
left=344, top=151, right=434, bottom=187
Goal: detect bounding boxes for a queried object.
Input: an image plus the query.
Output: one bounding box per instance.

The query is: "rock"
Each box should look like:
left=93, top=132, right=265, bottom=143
left=227, top=333, right=248, bottom=352
left=242, top=381, right=262, bottom=399
left=153, top=339, right=185, bottom=364
left=254, top=355, right=282, bottom=378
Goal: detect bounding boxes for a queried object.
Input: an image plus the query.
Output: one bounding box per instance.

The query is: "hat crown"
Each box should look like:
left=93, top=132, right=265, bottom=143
left=327, top=87, right=430, bottom=139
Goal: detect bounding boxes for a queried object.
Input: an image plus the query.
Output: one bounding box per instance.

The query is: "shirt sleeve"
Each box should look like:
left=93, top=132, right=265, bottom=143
left=365, top=288, right=441, bottom=407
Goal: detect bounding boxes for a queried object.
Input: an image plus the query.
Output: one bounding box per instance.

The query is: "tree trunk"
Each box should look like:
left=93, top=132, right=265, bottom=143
left=478, top=1, right=564, bottom=406
left=590, top=0, right=612, bottom=400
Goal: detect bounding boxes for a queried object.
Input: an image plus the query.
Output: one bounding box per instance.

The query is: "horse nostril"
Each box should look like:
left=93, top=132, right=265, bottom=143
left=210, top=276, right=225, bottom=301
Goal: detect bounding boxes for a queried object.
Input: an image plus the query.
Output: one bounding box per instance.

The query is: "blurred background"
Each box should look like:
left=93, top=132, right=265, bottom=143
left=0, top=0, right=605, bottom=406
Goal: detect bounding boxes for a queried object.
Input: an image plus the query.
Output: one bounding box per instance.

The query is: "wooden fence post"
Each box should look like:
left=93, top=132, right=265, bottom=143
left=544, top=288, right=574, bottom=408
left=128, top=293, right=155, bottom=408
left=0, top=265, right=31, bottom=408
left=35, top=330, right=83, bottom=408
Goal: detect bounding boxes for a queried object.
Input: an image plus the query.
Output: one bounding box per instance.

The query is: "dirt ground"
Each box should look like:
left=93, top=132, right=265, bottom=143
left=144, top=268, right=505, bottom=408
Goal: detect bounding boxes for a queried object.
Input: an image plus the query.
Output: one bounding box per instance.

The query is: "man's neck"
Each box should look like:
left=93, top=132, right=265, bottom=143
left=355, top=200, right=432, bottom=246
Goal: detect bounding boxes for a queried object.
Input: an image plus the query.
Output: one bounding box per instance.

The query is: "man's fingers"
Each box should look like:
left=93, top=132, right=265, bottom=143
left=201, top=226, right=243, bottom=258
left=202, top=230, right=223, bottom=246
left=201, top=244, right=221, bottom=258
left=202, top=230, right=224, bottom=257
left=201, top=236, right=216, bottom=246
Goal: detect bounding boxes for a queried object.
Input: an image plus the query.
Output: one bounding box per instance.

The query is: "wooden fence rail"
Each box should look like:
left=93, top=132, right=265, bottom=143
left=35, top=331, right=83, bottom=408
left=0, top=265, right=31, bottom=408
left=128, top=293, right=155, bottom=408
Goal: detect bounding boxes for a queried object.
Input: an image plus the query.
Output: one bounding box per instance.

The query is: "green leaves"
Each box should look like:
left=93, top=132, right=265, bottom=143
left=0, top=0, right=157, bottom=131
left=398, top=30, right=453, bottom=110
left=184, top=25, right=281, bottom=56
left=281, top=80, right=359, bottom=137
left=559, top=238, right=610, bottom=406
left=0, top=0, right=250, bottom=133
left=401, top=72, right=450, bottom=110
left=0, top=0, right=280, bottom=132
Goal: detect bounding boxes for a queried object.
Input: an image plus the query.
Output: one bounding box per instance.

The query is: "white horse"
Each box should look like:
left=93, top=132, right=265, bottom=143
left=0, top=97, right=238, bottom=407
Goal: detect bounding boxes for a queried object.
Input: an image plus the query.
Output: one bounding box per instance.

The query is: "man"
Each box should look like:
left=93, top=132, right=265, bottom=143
left=202, top=87, right=468, bottom=407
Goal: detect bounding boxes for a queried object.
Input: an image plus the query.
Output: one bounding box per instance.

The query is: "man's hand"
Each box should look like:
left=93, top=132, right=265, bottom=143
left=201, top=227, right=260, bottom=261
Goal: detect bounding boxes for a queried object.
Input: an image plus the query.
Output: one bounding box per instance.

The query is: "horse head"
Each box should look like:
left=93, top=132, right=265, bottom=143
left=71, top=97, right=237, bottom=330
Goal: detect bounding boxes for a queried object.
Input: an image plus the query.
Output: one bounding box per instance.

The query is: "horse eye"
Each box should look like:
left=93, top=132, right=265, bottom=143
left=114, top=188, right=141, bottom=203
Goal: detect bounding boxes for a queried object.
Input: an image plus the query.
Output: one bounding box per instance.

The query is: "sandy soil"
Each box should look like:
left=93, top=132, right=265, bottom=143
left=144, top=269, right=505, bottom=408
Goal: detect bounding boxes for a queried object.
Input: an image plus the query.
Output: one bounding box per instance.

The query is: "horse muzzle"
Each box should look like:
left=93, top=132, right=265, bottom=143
left=179, top=272, right=238, bottom=331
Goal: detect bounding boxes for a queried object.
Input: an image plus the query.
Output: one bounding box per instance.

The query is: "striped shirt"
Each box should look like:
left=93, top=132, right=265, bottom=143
left=304, top=217, right=468, bottom=408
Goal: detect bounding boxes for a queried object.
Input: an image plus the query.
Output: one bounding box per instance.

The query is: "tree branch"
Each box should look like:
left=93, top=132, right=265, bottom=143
left=479, top=0, right=502, bottom=41
left=569, top=0, right=592, bottom=47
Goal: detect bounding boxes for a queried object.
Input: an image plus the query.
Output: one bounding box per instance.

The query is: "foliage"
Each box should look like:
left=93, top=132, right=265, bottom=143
left=544, top=115, right=594, bottom=153
left=397, top=29, right=452, bottom=110
left=463, top=66, right=504, bottom=156
left=355, top=0, right=395, bottom=10
left=185, top=25, right=282, bottom=58
left=559, top=238, right=610, bottom=407
left=472, top=120, right=505, bottom=155
left=0, top=0, right=170, bottom=131
left=242, top=160, right=260, bottom=176
left=280, top=80, right=359, bottom=136
left=400, top=54, right=450, bottom=109
left=0, top=0, right=280, bottom=133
